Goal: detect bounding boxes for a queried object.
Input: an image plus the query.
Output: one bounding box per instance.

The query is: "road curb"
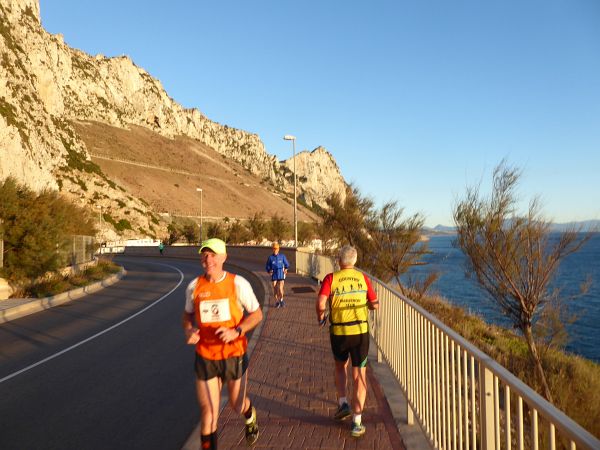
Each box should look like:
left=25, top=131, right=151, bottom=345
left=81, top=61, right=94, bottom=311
left=0, top=268, right=126, bottom=324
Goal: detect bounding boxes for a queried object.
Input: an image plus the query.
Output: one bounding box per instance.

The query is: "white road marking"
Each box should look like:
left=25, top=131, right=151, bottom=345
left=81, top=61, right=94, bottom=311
left=0, top=262, right=185, bottom=384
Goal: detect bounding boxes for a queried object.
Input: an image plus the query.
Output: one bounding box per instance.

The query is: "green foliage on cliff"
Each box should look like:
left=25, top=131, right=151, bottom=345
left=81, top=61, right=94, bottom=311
left=102, top=213, right=132, bottom=232
left=0, top=96, right=30, bottom=147
left=318, top=185, right=437, bottom=296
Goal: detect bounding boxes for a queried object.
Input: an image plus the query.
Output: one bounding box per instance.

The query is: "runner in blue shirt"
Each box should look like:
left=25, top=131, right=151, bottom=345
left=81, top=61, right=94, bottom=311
left=265, top=242, right=290, bottom=308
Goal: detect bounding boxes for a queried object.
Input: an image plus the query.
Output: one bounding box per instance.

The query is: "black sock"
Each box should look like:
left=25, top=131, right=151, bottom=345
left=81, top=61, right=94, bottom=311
left=200, top=432, right=217, bottom=450
left=243, top=400, right=254, bottom=420
left=200, top=434, right=212, bottom=450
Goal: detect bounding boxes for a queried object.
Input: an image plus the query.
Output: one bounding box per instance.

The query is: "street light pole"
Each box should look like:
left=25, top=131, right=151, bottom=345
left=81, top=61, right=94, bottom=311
left=196, top=188, right=203, bottom=242
left=283, top=135, right=298, bottom=247
left=96, top=205, right=103, bottom=252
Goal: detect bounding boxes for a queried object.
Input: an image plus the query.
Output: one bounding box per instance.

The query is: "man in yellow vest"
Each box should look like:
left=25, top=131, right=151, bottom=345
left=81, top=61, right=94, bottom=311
left=316, top=245, right=379, bottom=438
left=182, top=238, right=263, bottom=449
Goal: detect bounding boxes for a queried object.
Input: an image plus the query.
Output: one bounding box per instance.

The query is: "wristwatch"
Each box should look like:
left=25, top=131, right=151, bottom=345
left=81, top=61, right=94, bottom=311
left=235, top=326, right=243, bottom=337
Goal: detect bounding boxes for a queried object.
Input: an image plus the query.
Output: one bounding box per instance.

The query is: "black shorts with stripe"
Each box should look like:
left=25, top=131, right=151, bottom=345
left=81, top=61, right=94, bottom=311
left=194, top=353, right=248, bottom=381
left=329, top=332, right=369, bottom=367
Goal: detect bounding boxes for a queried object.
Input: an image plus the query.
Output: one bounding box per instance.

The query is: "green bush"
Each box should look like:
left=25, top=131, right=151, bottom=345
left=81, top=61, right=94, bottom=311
left=0, top=177, right=96, bottom=286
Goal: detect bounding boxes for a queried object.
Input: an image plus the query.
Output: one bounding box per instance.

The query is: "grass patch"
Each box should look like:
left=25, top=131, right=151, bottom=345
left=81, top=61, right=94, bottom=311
left=24, top=259, right=121, bottom=298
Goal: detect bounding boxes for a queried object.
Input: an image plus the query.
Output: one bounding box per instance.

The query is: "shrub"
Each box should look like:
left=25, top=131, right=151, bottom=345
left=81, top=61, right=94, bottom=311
left=0, top=177, right=95, bottom=286
left=25, top=259, right=120, bottom=298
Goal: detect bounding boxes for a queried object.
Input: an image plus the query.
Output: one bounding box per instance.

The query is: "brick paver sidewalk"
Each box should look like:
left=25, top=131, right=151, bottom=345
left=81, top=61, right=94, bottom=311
left=215, top=273, right=405, bottom=449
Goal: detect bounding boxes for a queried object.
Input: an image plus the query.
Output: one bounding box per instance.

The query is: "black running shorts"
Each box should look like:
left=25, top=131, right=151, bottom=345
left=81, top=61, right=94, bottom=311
left=329, top=332, right=369, bottom=367
left=194, top=353, right=249, bottom=381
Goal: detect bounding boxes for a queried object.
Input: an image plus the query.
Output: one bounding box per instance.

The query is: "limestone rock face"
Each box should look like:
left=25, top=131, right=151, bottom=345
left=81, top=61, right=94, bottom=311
left=280, top=147, right=346, bottom=207
left=0, top=0, right=62, bottom=192
left=0, top=0, right=347, bottom=238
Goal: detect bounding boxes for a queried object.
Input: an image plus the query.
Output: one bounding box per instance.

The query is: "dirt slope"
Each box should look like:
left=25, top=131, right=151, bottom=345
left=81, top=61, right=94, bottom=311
left=73, top=121, right=317, bottom=224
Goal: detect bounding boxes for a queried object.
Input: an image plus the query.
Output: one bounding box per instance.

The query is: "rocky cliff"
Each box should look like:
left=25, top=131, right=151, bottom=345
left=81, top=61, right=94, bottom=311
left=0, top=0, right=347, bottom=239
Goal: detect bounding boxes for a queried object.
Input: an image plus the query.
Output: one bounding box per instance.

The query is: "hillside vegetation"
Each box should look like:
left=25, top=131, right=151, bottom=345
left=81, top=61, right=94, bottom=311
left=414, top=291, right=600, bottom=440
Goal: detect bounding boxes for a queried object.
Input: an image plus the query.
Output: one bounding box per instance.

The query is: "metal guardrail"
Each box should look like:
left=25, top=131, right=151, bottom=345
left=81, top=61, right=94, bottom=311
left=296, top=250, right=600, bottom=450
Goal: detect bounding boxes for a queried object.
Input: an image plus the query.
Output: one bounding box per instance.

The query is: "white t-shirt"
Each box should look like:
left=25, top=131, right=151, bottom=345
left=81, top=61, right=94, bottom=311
left=184, top=271, right=260, bottom=314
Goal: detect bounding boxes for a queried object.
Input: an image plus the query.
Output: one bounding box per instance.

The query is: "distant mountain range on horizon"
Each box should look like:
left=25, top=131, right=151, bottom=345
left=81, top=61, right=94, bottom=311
left=425, top=219, right=600, bottom=235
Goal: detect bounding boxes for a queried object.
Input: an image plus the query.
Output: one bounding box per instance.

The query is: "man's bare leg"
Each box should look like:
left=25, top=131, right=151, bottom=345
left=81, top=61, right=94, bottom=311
left=196, top=377, right=222, bottom=435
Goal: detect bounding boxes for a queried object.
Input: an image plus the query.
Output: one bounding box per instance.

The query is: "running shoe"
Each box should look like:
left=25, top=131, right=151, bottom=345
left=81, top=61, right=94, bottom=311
left=245, top=406, right=259, bottom=446
left=275, top=301, right=281, bottom=308
left=351, top=421, right=366, bottom=437
left=280, top=300, right=286, bottom=307
left=333, top=402, right=351, bottom=421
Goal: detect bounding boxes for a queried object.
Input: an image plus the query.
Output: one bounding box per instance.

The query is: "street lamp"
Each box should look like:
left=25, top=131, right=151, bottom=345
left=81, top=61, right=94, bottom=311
left=96, top=205, right=103, bottom=253
left=196, top=187, right=203, bottom=242
left=283, top=135, right=298, bottom=247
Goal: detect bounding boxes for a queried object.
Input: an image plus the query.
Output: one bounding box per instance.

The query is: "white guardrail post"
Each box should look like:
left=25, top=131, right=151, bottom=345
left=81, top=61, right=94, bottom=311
left=479, top=364, right=496, bottom=450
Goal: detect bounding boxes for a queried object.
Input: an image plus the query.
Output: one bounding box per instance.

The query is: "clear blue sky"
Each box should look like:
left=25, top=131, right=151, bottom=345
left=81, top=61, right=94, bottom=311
left=40, top=1, right=600, bottom=227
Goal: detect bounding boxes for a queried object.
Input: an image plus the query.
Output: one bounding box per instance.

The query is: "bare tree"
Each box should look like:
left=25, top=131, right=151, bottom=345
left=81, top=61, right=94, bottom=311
left=453, top=161, right=590, bottom=402
left=320, top=187, right=436, bottom=294
left=320, top=185, right=375, bottom=257
left=370, top=201, right=438, bottom=298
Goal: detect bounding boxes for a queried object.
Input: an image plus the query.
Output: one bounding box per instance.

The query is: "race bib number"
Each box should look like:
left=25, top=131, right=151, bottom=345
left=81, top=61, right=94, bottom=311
left=199, top=298, right=231, bottom=323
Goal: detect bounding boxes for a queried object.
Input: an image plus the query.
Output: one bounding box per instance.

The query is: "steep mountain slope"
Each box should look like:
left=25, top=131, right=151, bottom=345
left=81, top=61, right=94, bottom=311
left=0, top=0, right=346, bottom=240
left=74, top=120, right=318, bottom=222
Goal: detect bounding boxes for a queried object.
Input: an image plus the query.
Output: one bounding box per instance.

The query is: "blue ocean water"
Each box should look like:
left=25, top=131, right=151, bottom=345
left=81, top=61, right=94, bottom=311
left=404, top=233, right=600, bottom=363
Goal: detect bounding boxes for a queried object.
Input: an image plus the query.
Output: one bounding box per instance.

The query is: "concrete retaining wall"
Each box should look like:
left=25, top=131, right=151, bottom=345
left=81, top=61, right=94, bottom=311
left=123, top=245, right=297, bottom=272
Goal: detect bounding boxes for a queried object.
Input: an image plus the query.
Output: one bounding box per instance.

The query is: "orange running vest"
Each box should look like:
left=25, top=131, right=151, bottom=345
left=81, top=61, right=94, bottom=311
left=192, top=272, right=247, bottom=360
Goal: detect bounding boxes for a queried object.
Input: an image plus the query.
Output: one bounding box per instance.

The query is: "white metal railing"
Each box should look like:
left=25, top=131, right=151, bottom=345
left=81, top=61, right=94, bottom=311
left=295, top=249, right=338, bottom=282
left=296, top=250, right=600, bottom=450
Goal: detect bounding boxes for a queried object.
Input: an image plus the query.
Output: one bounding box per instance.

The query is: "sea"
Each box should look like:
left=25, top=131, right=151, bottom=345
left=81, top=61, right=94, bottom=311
left=403, top=233, right=600, bottom=363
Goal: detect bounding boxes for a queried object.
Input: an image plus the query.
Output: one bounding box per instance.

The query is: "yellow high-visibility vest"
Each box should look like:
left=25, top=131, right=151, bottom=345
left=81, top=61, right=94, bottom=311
left=328, top=268, right=369, bottom=336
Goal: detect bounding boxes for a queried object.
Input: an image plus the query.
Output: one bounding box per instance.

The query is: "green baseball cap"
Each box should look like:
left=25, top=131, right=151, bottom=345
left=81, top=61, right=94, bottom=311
left=199, top=238, right=227, bottom=255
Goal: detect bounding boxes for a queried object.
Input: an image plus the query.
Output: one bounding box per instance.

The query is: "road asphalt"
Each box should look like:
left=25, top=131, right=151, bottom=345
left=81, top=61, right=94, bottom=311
left=0, top=254, right=429, bottom=449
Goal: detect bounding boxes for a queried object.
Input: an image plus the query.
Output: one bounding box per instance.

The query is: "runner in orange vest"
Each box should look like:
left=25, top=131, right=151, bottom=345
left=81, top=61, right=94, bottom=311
left=316, top=245, right=379, bottom=438
left=182, top=238, right=263, bottom=450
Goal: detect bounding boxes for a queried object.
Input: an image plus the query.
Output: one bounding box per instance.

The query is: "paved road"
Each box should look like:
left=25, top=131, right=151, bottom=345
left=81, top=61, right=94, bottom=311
left=0, top=256, right=264, bottom=450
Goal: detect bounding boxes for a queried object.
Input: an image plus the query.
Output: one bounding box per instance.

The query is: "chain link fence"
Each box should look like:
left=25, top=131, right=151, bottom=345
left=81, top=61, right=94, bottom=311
left=58, top=235, right=96, bottom=267
left=0, top=235, right=95, bottom=272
